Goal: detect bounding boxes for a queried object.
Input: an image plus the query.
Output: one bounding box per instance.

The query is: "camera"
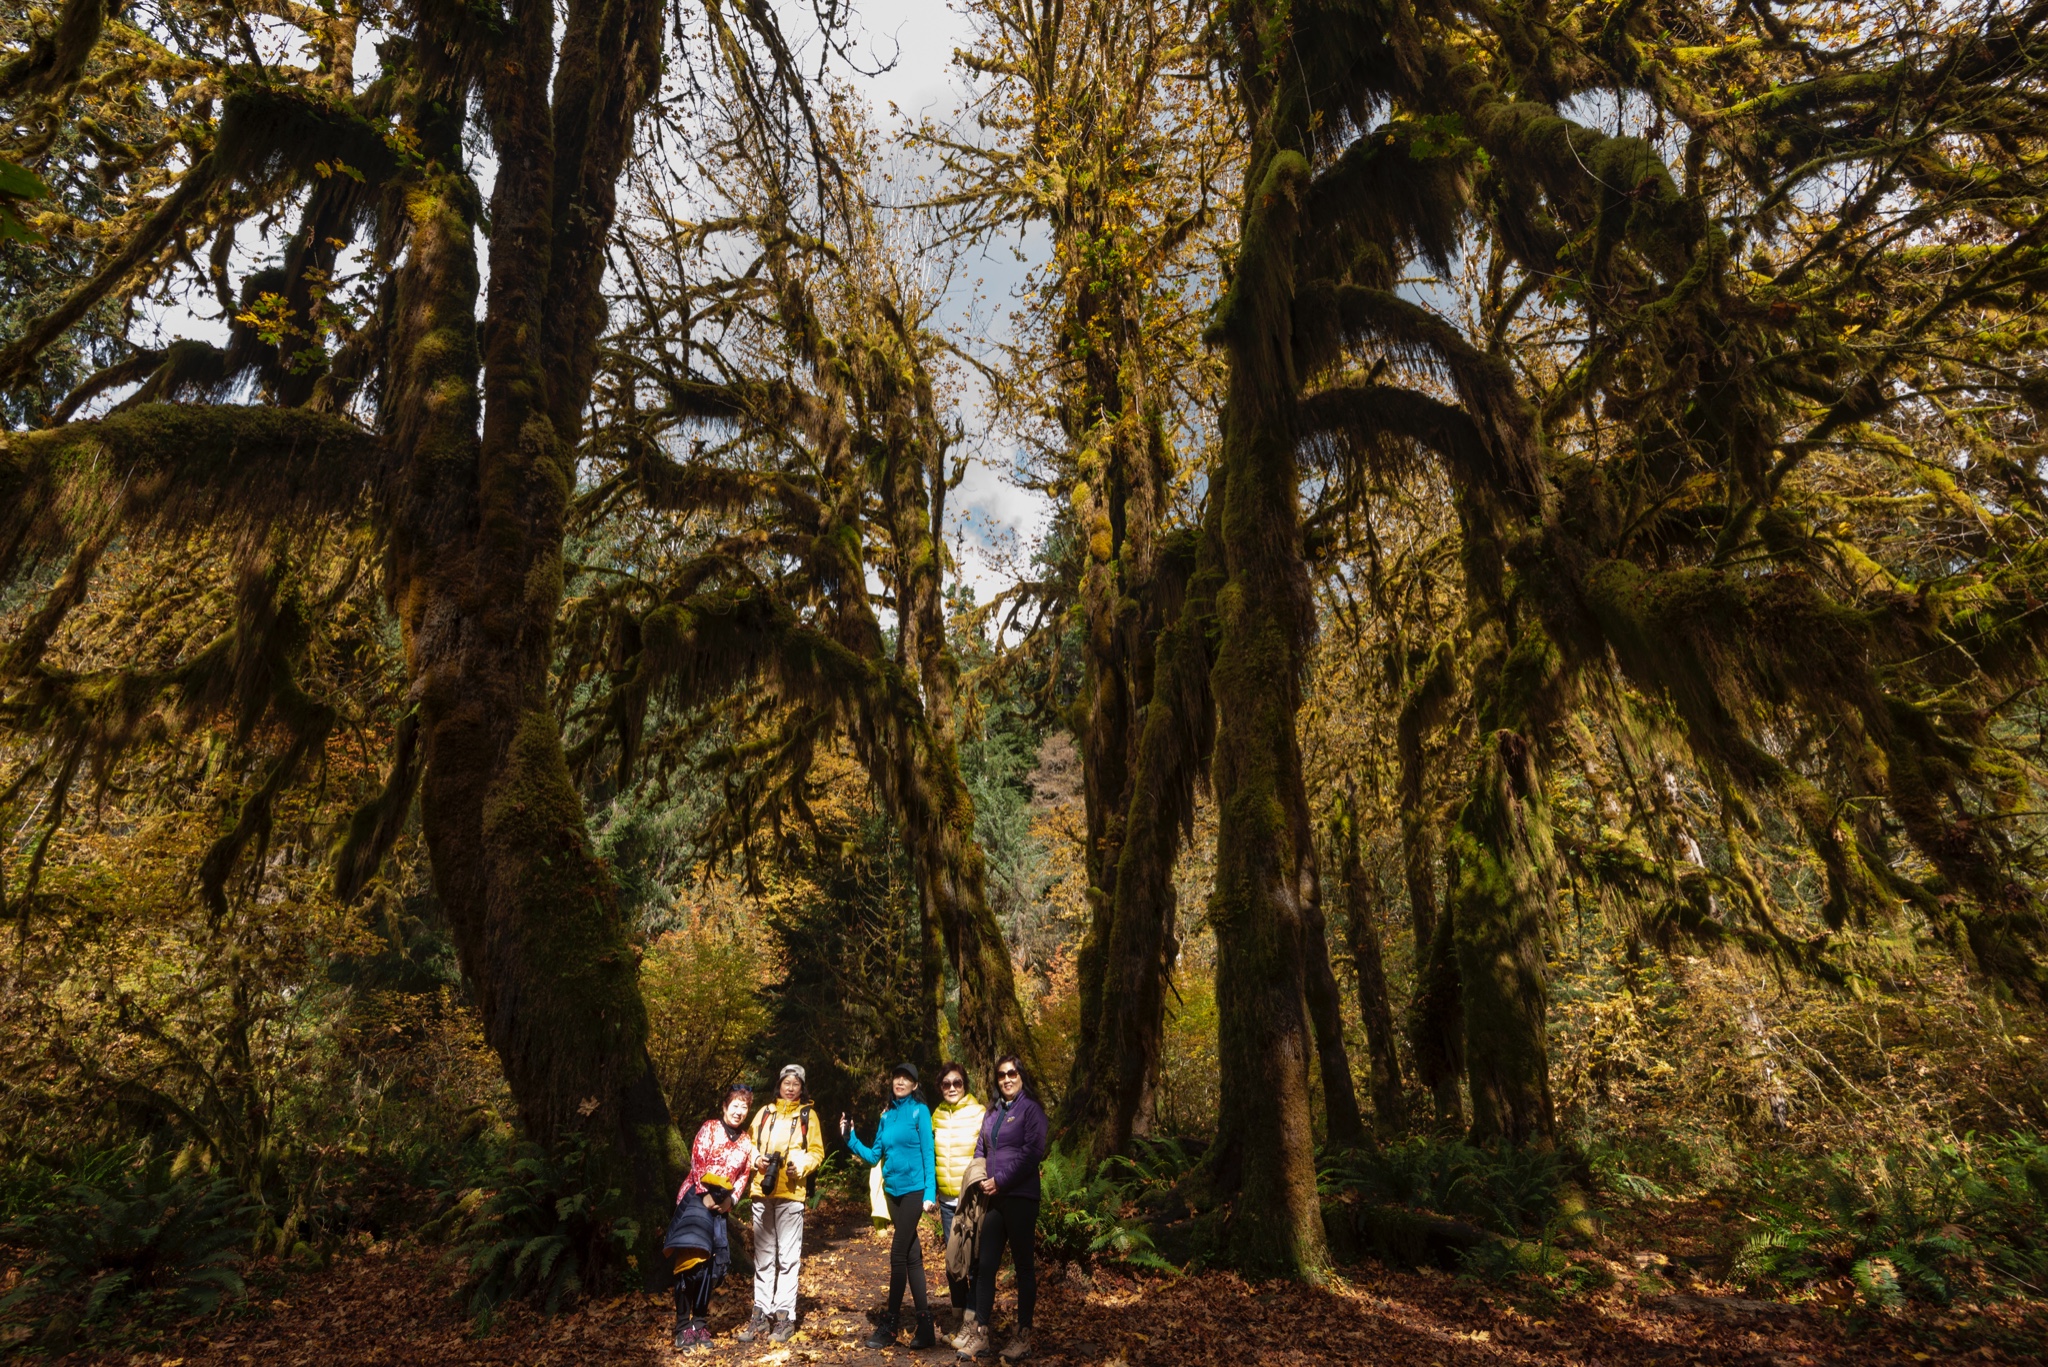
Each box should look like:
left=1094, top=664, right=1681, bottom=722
left=760, top=1152, right=785, bottom=1194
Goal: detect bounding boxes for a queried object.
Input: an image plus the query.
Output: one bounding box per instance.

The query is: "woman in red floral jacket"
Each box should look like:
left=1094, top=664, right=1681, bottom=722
left=671, top=1084, right=757, bottom=1350
left=684, top=1083, right=759, bottom=1201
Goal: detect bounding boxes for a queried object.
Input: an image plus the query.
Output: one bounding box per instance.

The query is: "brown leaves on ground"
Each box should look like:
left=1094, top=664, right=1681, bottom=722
left=30, top=1201, right=2044, bottom=1367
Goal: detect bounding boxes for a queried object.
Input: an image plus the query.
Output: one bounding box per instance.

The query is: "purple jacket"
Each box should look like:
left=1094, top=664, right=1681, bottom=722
left=972, top=1093, right=1049, bottom=1198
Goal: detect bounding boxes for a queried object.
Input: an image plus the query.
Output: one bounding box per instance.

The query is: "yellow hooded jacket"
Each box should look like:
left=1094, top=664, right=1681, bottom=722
left=749, top=1097, right=825, bottom=1201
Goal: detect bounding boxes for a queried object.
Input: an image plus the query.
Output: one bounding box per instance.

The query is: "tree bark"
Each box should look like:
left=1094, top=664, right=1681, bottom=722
left=877, top=324, right=1038, bottom=1077
left=1451, top=635, right=1560, bottom=1146
left=1200, top=145, right=1330, bottom=1278
left=1303, top=867, right=1367, bottom=1148
left=1074, top=518, right=1218, bottom=1160
left=1338, top=793, right=1407, bottom=1132
left=376, top=6, right=682, bottom=1267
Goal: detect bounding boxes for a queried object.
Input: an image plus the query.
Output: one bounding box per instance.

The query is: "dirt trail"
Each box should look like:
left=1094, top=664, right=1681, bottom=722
left=39, top=1199, right=2039, bottom=1365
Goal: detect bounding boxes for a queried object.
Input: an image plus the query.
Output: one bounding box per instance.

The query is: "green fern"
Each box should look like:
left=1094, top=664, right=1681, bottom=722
left=1034, top=1143, right=1178, bottom=1273
left=1321, top=1137, right=1568, bottom=1237
left=0, top=1167, right=255, bottom=1346
left=1732, top=1136, right=2048, bottom=1307
left=446, top=1139, right=640, bottom=1325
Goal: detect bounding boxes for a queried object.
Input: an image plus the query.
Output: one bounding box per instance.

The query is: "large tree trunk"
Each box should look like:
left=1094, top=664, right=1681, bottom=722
left=1062, top=412, right=1159, bottom=1148
left=1200, top=147, right=1329, bottom=1279
left=1071, top=517, right=1219, bottom=1160
left=1409, top=872, right=1467, bottom=1129
left=377, top=2, right=682, bottom=1268
left=1396, top=644, right=1465, bottom=1127
left=1452, top=635, right=1560, bottom=1146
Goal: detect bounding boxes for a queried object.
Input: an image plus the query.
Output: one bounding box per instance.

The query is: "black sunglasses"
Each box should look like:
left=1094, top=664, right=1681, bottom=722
left=996, top=1068, right=1021, bottom=1079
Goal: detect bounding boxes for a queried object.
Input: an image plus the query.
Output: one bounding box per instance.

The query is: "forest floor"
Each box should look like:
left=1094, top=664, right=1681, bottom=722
left=25, top=1197, right=2047, bottom=1366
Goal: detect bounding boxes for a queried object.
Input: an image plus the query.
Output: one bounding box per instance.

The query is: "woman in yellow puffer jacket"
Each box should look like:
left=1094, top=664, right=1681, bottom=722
left=930, top=1061, right=985, bottom=1327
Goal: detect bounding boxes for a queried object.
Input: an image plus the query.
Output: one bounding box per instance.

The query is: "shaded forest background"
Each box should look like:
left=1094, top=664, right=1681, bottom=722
left=4, top=0, right=2048, bottom=1356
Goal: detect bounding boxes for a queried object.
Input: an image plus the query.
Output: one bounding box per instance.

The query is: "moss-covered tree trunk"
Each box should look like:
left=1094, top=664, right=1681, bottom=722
left=1337, top=794, right=1407, bottom=1132
left=376, top=3, right=682, bottom=1264
left=1450, top=630, right=1560, bottom=1146
left=1303, top=872, right=1367, bottom=1147
left=1397, top=644, right=1464, bottom=1126
left=1073, top=515, right=1219, bottom=1160
left=1201, top=143, right=1330, bottom=1276
left=1063, top=407, right=1168, bottom=1152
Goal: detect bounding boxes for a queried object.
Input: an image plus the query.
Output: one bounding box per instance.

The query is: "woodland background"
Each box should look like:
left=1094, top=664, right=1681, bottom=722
left=2, top=0, right=2048, bottom=1359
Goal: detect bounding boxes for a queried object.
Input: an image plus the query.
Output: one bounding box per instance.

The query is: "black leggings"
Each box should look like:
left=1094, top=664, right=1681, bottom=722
left=973, top=1195, right=1038, bottom=1329
left=885, top=1188, right=930, bottom=1317
left=674, top=1264, right=716, bottom=1321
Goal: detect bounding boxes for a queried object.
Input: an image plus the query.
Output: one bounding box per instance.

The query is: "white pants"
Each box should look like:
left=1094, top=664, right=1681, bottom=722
left=752, top=1197, right=805, bottom=1318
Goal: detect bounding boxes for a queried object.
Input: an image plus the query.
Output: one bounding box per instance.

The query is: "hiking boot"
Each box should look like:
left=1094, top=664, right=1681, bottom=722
left=672, top=1316, right=692, bottom=1350
left=735, top=1307, right=773, bottom=1342
left=953, top=1320, right=989, bottom=1359
left=947, top=1311, right=979, bottom=1352
left=998, top=1326, right=1034, bottom=1361
left=911, top=1312, right=937, bottom=1349
left=769, top=1311, right=798, bottom=1343
left=863, top=1311, right=899, bottom=1349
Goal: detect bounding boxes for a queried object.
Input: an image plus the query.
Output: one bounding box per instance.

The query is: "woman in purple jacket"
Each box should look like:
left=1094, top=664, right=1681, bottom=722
left=957, top=1054, right=1048, bottom=1361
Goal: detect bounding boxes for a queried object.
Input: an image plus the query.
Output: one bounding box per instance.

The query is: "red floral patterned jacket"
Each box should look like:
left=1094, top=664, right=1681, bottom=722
left=680, top=1118, right=755, bottom=1203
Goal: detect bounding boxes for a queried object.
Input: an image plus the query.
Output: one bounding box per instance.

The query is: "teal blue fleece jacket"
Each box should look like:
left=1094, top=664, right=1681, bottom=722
left=847, top=1094, right=936, bottom=1203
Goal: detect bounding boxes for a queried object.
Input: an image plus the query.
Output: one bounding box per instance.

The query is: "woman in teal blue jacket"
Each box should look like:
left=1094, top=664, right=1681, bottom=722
left=840, top=1062, right=937, bottom=1348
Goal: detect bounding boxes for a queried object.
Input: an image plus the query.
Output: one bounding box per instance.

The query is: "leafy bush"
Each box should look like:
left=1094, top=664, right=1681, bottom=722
left=0, top=1166, right=255, bottom=1349
left=1732, top=1136, right=2048, bottom=1310
left=1035, top=1144, right=1175, bottom=1272
left=1458, top=1232, right=1605, bottom=1292
left=641, top=918, right=770, bottom=1128
left=445, top=1139, right=640, bottom=1325
left=0, top=1146, right=140, bottom=1227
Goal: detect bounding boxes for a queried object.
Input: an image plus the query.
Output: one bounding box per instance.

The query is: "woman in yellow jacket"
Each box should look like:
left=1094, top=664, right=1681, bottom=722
left=737, top=1064, right=826, bottom=1345
left=930, top=1061, right=985, bottom=1329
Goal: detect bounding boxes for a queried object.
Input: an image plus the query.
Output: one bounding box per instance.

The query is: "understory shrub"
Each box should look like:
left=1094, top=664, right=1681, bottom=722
left=443, top=1138, right=640, bottom=1327
left=1733, top=1136, right=2048, bottom=1310
left=1036, top=1144, right=1175, bottom=1272
left=1321, top=1137, right=1571, bottom=1236
left=0, top=1165, right=255, bottom=1351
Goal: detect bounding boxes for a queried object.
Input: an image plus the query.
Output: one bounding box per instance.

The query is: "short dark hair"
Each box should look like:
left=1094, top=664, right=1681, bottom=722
left=937, top=1061, right=969, bottom=1088
left=723, top=1082, right=755, bottom=1106
left=990, top=1054, right=1033, bottom=1099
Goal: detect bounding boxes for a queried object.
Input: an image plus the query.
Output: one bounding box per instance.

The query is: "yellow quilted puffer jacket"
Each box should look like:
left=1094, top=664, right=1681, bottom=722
left=931, top=1094, right=986, bottom=1199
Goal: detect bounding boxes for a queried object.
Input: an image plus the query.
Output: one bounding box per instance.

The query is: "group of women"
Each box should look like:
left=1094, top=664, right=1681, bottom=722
left=667, top=1056, right=1047, bottom=1361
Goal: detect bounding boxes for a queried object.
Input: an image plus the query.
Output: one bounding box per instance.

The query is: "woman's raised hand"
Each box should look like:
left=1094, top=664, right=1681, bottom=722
left=838, top=1112, right=850, bottom=1138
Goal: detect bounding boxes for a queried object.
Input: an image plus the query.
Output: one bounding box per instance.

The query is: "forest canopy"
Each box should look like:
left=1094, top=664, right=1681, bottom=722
left=4, top=0, right=2048, bottom=1347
